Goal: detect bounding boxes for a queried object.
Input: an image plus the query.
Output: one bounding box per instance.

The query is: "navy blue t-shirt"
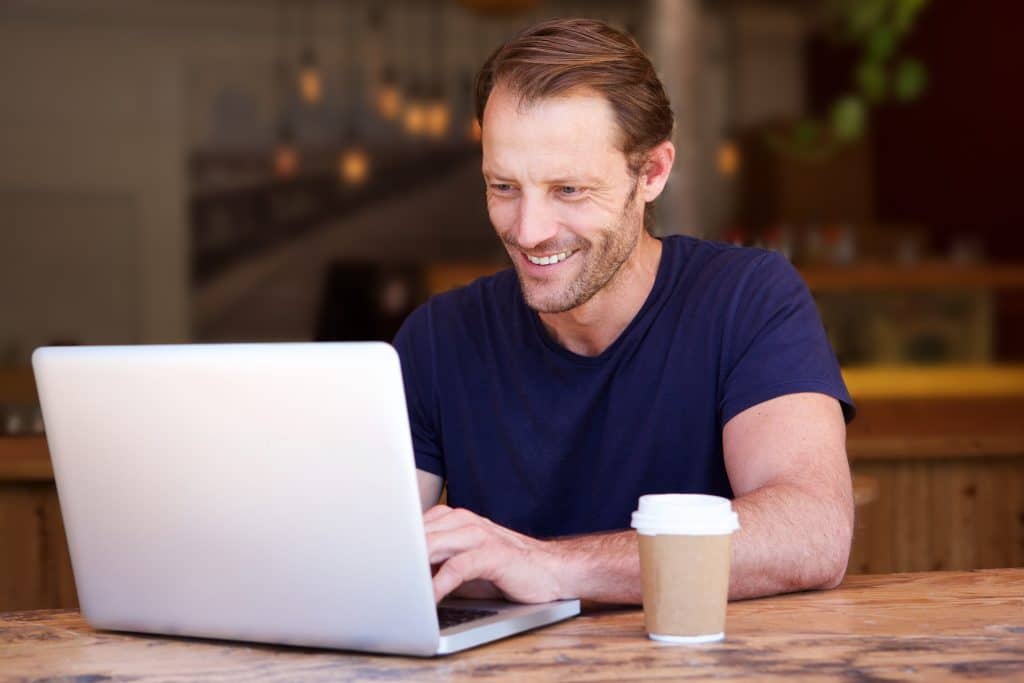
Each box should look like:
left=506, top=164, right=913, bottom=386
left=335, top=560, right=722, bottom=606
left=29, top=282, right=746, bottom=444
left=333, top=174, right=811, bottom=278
left=393, top=235, right=853, bottom=539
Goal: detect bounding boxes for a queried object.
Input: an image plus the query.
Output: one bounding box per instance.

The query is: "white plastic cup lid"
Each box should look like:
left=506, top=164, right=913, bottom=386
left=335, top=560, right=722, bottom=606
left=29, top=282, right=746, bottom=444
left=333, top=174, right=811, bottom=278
left=631, top=494, right=740, bottom=536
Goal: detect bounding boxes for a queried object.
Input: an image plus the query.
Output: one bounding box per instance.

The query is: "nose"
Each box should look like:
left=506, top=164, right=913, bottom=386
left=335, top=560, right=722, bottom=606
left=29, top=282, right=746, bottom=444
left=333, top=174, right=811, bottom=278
left=512, top=193, right=560, bottom=250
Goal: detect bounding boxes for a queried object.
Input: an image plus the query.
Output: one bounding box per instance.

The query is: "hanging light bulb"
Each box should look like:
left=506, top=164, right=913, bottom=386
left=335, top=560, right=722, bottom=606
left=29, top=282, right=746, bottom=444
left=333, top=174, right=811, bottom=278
left=273, top=122, right=299, bottom=179
left=403, top=102, right=427, bottom=136
left=468, top=117, right=482, bottom=143
left=716, top=138, right=741, bottom=177
left=298, top=47, right=322, bottom=104
left=424, top=87, right=451, bottom=139
left=338, top=146, right=370, bottom=186
left=274, top=143, right=299, bottom=179
left=402, top=84, right=427, bottom=137
left=375, top=66, right=403, bottom=120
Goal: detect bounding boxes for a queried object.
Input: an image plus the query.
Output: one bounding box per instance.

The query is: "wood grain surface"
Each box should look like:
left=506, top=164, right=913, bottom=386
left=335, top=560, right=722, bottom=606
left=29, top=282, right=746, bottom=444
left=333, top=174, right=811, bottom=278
left=846, top=397, right=1024, bottom=458
left=0, top=438, right=52, bottom=482
left=1, top=569, right=1021, bottom=682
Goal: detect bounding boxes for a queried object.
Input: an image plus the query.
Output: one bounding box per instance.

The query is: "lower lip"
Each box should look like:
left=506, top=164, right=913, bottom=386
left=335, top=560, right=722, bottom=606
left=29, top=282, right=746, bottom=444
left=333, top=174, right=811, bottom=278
left=519, top=251, right=576, bottom=276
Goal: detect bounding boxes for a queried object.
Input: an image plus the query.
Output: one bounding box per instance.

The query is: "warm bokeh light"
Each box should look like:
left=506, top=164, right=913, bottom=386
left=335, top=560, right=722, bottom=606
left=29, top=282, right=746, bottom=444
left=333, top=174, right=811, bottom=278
left=298, top=65, right=322, bottom=104
left=375, top=84, right=402, bottom=120
left=402, top=101, right=427, bottom=136
left=338, top=147, right=370, bottom=186
left=273, top=144, right=299, bottom=178
left=425, top=101, right=451, bottom=139
left=717, top=139, right=740, bottom=176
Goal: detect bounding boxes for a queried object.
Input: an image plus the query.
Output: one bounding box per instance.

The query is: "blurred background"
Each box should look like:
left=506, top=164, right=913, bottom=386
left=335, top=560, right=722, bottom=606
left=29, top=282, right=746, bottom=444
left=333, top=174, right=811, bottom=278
left=1, top=0, right=1022, bottom=610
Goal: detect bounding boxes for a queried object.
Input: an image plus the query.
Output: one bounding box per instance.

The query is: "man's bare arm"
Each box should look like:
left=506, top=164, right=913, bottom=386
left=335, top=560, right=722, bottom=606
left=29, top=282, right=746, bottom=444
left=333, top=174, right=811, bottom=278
left=722, top=392, right=853, bottom=599
left=425, top=392, right=852, bottom=604
left=417, top=469, right=443, bottom=512
left=556, top=392, right=852, bottom=602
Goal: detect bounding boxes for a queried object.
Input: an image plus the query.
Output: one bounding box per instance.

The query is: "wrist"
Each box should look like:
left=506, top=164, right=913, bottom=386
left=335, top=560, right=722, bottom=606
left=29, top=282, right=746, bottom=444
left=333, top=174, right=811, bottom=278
left=542, top=537, right=589, bottom=601
left=544, top=531, right=643, bottom=604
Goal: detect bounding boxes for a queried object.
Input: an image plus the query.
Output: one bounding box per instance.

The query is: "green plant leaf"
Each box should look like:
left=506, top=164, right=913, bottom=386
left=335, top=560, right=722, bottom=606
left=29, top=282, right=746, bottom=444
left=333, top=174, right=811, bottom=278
left=894, top=0, right=929, bottom=35
left=856, top=61, right=888, bottom=102
left=866, top=26, right=896, bottom=62
left=831, top=95, right=866, bottom=141
left=847, top=0, right=888, bottom=39
left=793, top=119, right=821, bottom=148
left=893, top=58, right=928, bottom=101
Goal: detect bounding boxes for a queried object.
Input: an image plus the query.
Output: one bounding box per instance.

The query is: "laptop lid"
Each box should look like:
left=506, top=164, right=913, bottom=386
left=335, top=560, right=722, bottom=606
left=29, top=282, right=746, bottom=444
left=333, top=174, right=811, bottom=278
left=33, top=342, right=444, bottom=655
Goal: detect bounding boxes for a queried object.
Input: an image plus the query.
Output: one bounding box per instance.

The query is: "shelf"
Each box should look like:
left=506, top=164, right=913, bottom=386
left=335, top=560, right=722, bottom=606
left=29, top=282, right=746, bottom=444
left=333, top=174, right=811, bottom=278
left=800, top=264, right=1024, bottom=291
left=842, top=365, right=1024, bottom=399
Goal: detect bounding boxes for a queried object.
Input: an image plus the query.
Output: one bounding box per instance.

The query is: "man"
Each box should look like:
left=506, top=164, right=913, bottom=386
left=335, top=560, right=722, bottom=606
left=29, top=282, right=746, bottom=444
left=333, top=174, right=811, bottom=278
left=393, top=18, right=854, bottom=605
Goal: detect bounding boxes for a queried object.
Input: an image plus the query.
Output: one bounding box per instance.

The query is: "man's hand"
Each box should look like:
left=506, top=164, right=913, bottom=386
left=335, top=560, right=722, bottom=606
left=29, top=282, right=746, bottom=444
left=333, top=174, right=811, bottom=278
left=423, top=505, right=571, bottom=604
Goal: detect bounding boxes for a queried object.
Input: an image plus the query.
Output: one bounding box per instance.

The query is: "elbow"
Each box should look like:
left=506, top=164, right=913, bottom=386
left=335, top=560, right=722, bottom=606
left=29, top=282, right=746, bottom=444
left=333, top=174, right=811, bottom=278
left=818, top=551, right=848, bottom=590
left=816, top=505, right=854, bottom=590
left=798, top=531, right=849, bottom=593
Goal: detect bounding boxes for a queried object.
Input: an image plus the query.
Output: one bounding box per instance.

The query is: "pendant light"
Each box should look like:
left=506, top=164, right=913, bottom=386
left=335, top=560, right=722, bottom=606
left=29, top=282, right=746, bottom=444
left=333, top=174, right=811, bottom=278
left=370, top=6, right=403, bottom=121
left=401, top=1, right=428, bottom=138
left=273, top=0, right=299, bottom=178
left=297, top=0, right=323, bottom=104
left=424, top=0, right=451, bottom=139
left=338, top=0, right=370, bottom=186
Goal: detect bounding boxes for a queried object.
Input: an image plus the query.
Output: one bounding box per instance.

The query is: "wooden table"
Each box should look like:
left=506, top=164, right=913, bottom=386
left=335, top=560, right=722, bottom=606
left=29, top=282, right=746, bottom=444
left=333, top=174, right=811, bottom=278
left=1, top=569, right=1021, bottom=681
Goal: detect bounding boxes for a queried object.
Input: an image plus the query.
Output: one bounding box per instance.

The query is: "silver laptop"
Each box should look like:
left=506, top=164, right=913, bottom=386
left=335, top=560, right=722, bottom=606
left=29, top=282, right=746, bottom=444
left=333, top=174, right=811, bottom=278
left=32, top=342, right=579, bottom=656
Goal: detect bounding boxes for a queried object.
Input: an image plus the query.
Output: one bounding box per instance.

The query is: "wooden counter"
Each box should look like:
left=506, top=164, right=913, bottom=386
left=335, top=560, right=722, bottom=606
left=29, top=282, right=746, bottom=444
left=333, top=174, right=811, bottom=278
left=0, top=435, right=52, bottom=480
left=845, top=397, right=1024, bottom=574
left=0, top=436, right=75, bottom=612
left=1, top=569, right=1022, bottom=681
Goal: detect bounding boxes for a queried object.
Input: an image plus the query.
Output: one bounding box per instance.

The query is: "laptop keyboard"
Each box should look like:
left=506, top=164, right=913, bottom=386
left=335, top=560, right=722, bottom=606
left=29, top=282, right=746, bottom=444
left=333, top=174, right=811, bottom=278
left=437, top=606, right=498, bottom=629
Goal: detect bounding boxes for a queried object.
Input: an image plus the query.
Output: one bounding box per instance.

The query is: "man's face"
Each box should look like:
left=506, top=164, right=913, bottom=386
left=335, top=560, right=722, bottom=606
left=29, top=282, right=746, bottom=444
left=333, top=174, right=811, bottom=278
left=481, top=85, right=645, bottom=314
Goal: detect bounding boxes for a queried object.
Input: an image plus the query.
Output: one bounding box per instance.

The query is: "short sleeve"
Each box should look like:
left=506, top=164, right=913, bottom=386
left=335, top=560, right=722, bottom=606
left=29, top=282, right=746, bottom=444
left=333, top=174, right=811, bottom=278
left=718, top=252, right=854, bottom=428
left=392, top=303, right=446, bottom=479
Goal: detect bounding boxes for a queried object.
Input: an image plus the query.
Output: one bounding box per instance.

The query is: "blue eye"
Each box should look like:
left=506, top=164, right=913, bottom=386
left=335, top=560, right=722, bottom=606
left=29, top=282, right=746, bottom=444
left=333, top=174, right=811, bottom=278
left=490, top=183, right=513, bottom=194
left=558, top=186, right=581, bottom=196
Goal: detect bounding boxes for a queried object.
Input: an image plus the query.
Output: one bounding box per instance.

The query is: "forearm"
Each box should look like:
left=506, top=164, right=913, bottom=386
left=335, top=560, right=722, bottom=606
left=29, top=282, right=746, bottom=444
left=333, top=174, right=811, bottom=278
left=729, top=481, right=853, bottom=600
left=547, top=482, right=851, bottom=604
left=549, top=530, right=643, bottom=604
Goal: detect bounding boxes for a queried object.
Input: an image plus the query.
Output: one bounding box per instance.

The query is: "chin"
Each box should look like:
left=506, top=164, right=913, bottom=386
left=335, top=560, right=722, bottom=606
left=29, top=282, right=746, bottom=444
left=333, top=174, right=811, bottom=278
left=520, top=281, right=590, bottom=314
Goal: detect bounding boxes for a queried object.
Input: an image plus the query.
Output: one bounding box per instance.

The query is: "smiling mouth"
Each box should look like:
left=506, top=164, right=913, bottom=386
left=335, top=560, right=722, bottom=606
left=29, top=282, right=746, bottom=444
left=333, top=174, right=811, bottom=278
left=524, top=249, right=576, bottom=266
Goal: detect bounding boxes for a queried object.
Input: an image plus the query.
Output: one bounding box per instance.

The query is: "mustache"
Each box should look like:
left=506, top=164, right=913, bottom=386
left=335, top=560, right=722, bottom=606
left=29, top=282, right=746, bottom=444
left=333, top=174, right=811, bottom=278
left=499, top=233, right=586, bottom=256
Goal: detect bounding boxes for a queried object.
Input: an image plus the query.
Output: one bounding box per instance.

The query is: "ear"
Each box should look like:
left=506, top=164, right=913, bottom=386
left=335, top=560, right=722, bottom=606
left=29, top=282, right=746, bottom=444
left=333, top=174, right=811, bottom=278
left=639, top=140, right=675, bottom=203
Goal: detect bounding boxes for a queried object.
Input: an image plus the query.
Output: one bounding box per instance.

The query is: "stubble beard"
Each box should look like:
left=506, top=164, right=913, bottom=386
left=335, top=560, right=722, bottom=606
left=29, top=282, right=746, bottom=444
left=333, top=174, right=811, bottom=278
left=504, top=179, right=643, bottom=314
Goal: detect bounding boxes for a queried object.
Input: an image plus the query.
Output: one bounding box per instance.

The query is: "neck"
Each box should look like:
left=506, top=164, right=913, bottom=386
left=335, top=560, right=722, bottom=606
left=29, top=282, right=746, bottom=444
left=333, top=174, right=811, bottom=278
left=537, top=232, right=663, bottom=357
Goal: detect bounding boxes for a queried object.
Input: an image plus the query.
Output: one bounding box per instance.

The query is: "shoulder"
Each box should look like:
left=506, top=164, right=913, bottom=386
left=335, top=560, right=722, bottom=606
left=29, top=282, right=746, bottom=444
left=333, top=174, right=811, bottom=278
left=662, top=234, right=789, bottom=297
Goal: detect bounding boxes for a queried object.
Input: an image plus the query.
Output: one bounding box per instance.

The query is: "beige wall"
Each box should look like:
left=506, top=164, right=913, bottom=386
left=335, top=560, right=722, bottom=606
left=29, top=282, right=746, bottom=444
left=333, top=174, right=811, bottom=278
left=0, top=3, right=190, bottom=361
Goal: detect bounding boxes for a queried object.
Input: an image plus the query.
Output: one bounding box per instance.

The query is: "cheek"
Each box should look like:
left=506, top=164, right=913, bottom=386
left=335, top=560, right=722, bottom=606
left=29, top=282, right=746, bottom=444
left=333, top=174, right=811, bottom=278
left=487, top=199, right=517, bottom=233
left=560, top=201, right=615, bottom=234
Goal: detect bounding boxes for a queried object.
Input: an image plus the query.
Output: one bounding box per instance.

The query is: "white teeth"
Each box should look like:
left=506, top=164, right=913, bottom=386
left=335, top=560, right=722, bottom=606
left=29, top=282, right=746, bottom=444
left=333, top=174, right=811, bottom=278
left=527, top=251, right=571, bottom=265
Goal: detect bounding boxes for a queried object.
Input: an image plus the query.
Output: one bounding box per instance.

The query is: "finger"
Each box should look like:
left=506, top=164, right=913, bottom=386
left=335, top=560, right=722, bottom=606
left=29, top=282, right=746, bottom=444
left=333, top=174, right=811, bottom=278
left=425, top=526, right=489, bottom=565
left=422, top=504, right=453, bottom=523
left=433, top=549, right=500, bottom=604
left=423, top=506, right=488, bottom=535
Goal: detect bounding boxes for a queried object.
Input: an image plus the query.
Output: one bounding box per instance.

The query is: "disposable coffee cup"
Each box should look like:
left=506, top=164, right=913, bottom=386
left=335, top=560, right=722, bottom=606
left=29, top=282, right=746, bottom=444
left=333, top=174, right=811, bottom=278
left=631, top=494, right=740, bottom=644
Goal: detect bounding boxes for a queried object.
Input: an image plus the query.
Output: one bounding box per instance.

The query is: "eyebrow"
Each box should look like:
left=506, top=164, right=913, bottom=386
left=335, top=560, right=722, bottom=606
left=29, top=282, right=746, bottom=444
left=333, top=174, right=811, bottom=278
left=481, top=168, right=602, bottom=185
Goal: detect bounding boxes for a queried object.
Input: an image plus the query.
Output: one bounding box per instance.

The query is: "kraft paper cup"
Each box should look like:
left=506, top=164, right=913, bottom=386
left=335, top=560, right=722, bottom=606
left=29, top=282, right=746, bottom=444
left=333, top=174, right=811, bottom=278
left=631, top=494, right=740, bottom=644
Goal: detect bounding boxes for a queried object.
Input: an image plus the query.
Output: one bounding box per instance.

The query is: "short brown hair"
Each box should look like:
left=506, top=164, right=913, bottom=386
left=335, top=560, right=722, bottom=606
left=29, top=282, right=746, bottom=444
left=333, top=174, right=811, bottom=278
left=474, top=18, right=674, bottom=231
